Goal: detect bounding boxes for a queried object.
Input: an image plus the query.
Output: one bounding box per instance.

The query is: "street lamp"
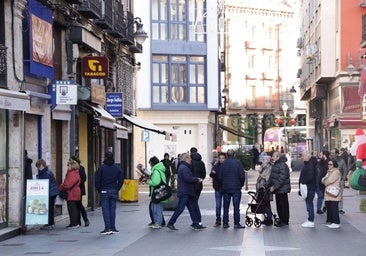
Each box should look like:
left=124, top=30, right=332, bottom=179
left=282, top=102, right=289, bottom=152
left=132, top=18, right=149, bottom=44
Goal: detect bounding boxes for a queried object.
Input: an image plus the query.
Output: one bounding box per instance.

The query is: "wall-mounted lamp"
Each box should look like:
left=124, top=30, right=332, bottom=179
left=221, top=87, right=229, bottom=114
left=289, top=86, right=297, bottom=94
left=131, top=17, right=148, bottom=44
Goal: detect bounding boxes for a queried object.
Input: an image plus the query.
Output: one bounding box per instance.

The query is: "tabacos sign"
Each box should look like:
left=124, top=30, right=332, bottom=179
left=82, top=56, right=109, bottom=78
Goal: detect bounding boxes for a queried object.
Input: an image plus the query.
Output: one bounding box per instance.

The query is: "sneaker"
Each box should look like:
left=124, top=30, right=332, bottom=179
left=327, top=223, right=341, bottom=229
left=100, top=229, right=113, bottom=235
left=274, top=222, right=287, bottom=227
left=322, top=222, right=332, bottom=226
left=193, top=224, right=207, bottom=231
left=151, top=224, right=162, bottom=229
left=316, top=210, right=324, bottom=214
left=148, top=222, right=155, bottom=227
left=234, top=224, right=245, bottom=229
left=111, top=228, right=119, bottom=234
left=301, top=221, right=315, bottom=228
left=339, top=210, right=345, bottom=214
left=167, top=224, right=178, bottom=231
left=223, top=223, right=230, bottom=228
left=68, top=224, right=80, bottom=229
left=213, top=221, right=221, bottom=227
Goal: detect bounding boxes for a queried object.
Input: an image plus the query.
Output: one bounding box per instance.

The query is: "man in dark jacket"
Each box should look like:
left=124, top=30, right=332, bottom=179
left=24, top=150, right=33, bottom=194
left=218, top=149, right=245, bottom=229
left=189, top=147, right=206, bottom=228
left=95, top=152, right=124, bottom=235
left=265, top=151, right=291, bottom=227
left=299, top=151, right=317, bottom=228
left=161, top=153, right=172, bottom=186
left=167, top=152, right=204, bottom=231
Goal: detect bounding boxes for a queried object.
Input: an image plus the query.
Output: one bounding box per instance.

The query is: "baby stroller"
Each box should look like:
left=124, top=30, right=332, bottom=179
left=136, top=164, right=150, bottom=185
left=245, top=188, right=277, bottom=228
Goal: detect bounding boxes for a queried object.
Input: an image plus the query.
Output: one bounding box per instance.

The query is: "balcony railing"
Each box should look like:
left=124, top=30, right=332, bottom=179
left=76, top=0, right=101, bottom=19
left=64, top=0, right=82, bottom=4
left=0, top=44, right=7, bottom=75
left=95, top=0, right=113, bottom=30
left=107, top=2, right=126, bottom=38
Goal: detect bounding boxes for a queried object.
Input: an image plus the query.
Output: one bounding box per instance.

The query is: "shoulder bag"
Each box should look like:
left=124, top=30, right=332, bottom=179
left=325, top=185, right=340, bottom=197
left=151, top=171, right=172, bottom=203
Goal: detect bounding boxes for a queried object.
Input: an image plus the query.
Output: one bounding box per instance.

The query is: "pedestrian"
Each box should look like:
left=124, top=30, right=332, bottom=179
left=265, top=151, right=291, bottom=227
left=59, top=159, right=81, bottom=229
left=36, top=159, right=59, bottom=230
left=189, top=147, right=206, bottom=228
left=255, top=155, right=273, bottom=225
left=166, top=152, right=204, bottom=231
left=95, top=151, right=124, bottom=235
left=345, top=149, right=356, bottom=188
left=161, top=153, right=172, bottom=186
left=218, top=149, right=246, bottom=229
left=315, top=150, right=329, bottom=214
left=330, top=148, right=347, bottom=214
left=299, top=151, right=317, bottom=228
left=24, top=150, right=33, bottom=193
left=209, top=152, right=226, bottom=227
left=250, top=145, right=260, bottom=169
left=70, top=156, right=89, bottom=227
left=322, top=160, right=342, bottom=228
left=148, top=156, right=167, bottom=229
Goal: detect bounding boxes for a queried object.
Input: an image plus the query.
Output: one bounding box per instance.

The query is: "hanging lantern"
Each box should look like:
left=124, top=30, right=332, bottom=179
left=275, top=118, right=283, bottom=125
left=288, top=118, right=296, bottom=126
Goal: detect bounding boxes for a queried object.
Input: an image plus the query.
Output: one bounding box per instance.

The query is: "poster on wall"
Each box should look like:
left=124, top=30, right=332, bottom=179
left=25, top=179, right=49, bottom=225
left=31, top=14, right=53, bottom=67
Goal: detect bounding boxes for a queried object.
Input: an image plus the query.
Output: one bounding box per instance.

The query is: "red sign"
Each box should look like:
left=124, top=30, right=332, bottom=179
left=82, top=56, right=109, bottom=78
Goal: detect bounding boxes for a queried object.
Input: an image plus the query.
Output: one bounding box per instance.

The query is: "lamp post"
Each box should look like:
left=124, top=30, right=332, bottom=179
left=282, top=102, right=288, bottom=152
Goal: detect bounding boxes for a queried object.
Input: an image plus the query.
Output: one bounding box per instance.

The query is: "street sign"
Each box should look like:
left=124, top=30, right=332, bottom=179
left=142, top=130, right=150, bottom=142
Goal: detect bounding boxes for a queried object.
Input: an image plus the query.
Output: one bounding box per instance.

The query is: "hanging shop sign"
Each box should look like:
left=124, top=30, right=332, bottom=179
left=82, top=56, right=109, bottom=79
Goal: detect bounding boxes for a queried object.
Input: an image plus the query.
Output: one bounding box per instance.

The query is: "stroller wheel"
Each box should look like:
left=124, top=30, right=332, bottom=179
left=254, top=218, right=261, bottom=228
left=245, top=217, right=253, bottom=227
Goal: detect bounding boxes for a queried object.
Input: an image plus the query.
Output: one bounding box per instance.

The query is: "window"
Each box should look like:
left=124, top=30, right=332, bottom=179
left=152, top=0, right=205, bottom=42
left=152, top=55, right=206, bottom=105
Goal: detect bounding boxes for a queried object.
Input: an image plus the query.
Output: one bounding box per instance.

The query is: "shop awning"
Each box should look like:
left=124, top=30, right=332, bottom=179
left=219, top=124, right=255, bottom=139
left=115, top=123, right=128, bottom=139
left=123, top=114, right=176, bottom=141
left=0, top=89, right=30, bottom=111
left=339, top=117, right=366, bottom=128
left=85, top=102, right=116, bottom=129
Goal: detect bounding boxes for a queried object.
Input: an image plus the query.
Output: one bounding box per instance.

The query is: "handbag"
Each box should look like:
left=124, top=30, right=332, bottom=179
left=358, top=174, right=366, bottom=187
left=151, top=171, right=172, bottom=203
left=299, top=183, right=307, bottom=200
left=59, top=190, right=68, bottom=200
left=325, top=185, right=340, bottom=197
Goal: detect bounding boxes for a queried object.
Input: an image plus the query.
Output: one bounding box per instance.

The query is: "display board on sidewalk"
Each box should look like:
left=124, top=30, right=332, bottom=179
left=25, top=179, right=49, bottom=225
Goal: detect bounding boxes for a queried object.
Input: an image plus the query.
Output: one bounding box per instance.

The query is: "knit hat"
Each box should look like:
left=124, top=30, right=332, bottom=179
left=355, top=128, right=365, bottom=136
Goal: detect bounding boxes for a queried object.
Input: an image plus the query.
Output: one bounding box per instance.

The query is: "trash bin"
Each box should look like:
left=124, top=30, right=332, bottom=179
left=120, top=179, right=139, bottom=202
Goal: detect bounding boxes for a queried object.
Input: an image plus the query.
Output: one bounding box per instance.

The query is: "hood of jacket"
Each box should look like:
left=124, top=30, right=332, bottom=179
left=191, top=152, right=202, bottom=161
left=152, top=162, right=166, bottom=174
left=103, top=158, right=115, bottom=166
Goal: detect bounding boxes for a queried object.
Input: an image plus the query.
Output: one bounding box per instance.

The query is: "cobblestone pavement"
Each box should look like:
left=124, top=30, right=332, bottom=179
left=0, top=170, right=365, bottom=256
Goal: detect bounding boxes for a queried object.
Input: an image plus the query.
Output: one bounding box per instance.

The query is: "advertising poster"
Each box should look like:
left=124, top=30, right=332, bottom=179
left=25, top=179, right=49, bottom=225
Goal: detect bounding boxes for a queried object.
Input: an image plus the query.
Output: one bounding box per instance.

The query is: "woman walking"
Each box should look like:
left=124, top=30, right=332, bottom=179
left=322, top=160, right=342, bottom=228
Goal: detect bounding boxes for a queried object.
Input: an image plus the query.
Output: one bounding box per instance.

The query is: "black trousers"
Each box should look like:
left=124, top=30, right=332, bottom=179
left=67, top=201, right=80, bottom=226
left=275, top=193, right=289, bottom=225
left=48, top=195, right=57, bottom=225
left=77, top=197, right=88, bottom=224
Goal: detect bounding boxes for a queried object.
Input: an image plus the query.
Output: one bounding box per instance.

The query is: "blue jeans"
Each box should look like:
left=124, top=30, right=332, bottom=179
left=315, top=187, right=324, bottom=211
left=100, top=190, right=118, bottom=230
left=215, top=190, right=223, bottom=221
left=223, top=190, right=242, bottom=225
left=152, top=202, right=163, bottom=225
left=168, top=194, right=198, bottom=226
left=305, top=189, right=315, bottom=222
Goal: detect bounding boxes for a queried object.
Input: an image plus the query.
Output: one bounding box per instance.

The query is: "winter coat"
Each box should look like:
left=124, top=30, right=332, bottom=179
left=59, top=169, right=81, bottom=201
left=176, top=161, right=200, bottom=197
left=210, top=161, right=222, bottom=191
left=149, top=162, right=167, bottom=203
left=256, top=162, right=272, bottom=191
left=95, top=158, right=124, bottom=193
left=322, top=168, right=342, bottom=201
left=24, top=156, right=33, bottom=180
left=299, top=157, right=316, bottom=191
left=315, top=158, right=328, bottom=191
left=218, top=156, right=245, bottom=192
left=336, top=156, right=348, bottom=181
left=37, top=167, right=59, bottom=197
left=191, top=152, right=206, bottom=192
left=79, top=165, right=87, bottom=196
left=265, top=155, right=291, bottom=194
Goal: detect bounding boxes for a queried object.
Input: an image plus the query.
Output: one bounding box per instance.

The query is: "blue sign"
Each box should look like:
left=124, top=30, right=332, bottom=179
left=142, top=130, right=150, bottom=142
left=106, top=93, right=123, bottom=118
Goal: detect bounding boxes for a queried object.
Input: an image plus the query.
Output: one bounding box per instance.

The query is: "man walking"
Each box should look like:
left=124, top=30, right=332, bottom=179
left=95, top=151, right=124, bottom=235
left=218, top=149, right=245, bottom=229
left=167, top=153, right=204, bottom=231
left=265, top=151, right=291, bottom=227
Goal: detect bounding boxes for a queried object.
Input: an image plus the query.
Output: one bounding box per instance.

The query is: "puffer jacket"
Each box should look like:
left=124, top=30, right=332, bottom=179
left=176, top=161, right=200, bottom=197
left=149, top=162, right=167, bottom=199
left=299, top=157, right=316, bottom=191
left=322, top=168, right=342, bottom=201
left=265, top=155, right=291, bottom=194
left=191, top=152, right=206, bottom=192
left=37, top=167, right=59, bottom=197
left=218, top=156, right=245, bottom=191
left=59, top=169, right=81, bottom=201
